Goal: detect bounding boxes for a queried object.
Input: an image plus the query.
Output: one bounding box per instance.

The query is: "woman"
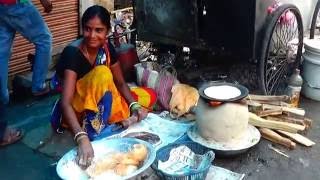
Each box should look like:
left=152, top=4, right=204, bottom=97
left=54, top=5, right=148, bottom=168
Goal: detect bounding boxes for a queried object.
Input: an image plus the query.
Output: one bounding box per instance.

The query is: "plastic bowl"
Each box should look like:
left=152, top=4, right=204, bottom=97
left=151, top=141, right=215, bottom=180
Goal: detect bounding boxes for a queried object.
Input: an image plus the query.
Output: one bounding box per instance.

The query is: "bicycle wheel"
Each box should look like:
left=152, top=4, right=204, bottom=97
left=259, top=4, right=303, bottom=95
left=310, top=0, right=320, bottom=39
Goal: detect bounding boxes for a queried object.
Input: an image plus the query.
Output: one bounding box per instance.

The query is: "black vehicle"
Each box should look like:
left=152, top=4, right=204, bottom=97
left=133, top=0, right=304, bottom=95
left=310, top=0, right=320, bottom=39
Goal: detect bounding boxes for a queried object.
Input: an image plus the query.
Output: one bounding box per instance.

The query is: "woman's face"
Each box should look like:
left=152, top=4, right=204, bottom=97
left=83, top=15, right=109, bottom=49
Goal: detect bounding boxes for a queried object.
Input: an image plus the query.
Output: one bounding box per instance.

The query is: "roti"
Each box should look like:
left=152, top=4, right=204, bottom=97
left=204, top=85, right=241, bottom=100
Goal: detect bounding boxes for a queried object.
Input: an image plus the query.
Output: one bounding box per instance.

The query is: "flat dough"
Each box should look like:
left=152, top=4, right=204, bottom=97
left=204, top=85, right=241, bottom=100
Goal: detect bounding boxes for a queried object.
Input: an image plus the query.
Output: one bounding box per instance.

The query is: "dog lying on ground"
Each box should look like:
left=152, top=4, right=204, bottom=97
left=169, top=84, right=199, bottom=118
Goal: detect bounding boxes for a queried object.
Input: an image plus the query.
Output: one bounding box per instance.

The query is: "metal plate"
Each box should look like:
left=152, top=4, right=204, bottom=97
left=56, top=138, right=156, bottom=180
left=198, top=82, right=249, bottom=102
left=187, top=125, right=260, bottom=156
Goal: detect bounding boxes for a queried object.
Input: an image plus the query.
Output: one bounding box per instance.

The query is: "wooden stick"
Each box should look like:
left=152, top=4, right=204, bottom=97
left=268, top=144, right=290, bottom=158
left=272, top=115, right=311, bottom=129
left=303, top=117, right=313, bottom=128
left=282, top=111, right=305, bottom=119
left=247, top=101, right=262, bottom=113
left=262, top=104, right=305, bottom=117
left=260, top=128, right=296, bottom=149
left=249, top=112, right=305, bottom=133
left=266, top=116, right=305, bottom=126
left=257, top=109, right=283, bottom=117
left=247, top=94, right=290, bottom=102
left=276, top=130, right=316, bottom=147
left=253, top=100, right=291, bottom=107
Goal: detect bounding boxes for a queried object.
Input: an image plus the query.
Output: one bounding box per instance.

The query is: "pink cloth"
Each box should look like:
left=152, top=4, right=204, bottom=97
left=0, top=0, right=17, bottom=5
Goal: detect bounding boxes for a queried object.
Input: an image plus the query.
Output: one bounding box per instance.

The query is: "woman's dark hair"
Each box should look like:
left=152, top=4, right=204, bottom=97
left=82, top=5, right=111, bottom=30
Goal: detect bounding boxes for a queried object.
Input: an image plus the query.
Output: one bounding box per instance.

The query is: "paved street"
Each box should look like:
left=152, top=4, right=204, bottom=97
left=0, top=91, right=319, bottom=180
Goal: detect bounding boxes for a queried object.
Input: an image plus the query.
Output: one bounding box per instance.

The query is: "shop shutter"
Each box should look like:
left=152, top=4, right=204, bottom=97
left=8, top=0, right=79, bottom=76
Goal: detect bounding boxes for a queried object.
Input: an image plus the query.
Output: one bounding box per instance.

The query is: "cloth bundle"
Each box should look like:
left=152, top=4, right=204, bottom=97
left=135, top=62, right=179, bottom=110
left=130, top=87, right=157, bottom=110
left=135, top=62, right=160, bottom=90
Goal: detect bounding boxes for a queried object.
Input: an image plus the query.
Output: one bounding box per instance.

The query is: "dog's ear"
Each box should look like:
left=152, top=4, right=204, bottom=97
left=171, top=84, right=178, bottom=93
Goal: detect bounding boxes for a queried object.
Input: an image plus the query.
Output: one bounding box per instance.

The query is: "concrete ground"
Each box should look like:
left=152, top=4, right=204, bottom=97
left=0, top=95, right=62, bottom=180
left=215, top=97, right=320, bottom=180
left=0, top=93, right=319, bottom=180
left=0, top=65, right=319, bottom=180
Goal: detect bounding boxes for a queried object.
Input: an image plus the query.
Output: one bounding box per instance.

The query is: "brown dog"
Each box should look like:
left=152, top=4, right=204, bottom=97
left=169, top=84, right=199, bottom=118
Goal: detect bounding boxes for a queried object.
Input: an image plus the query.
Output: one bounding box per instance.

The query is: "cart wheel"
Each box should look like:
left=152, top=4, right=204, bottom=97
left=259, top=4, right=303, bottom=95
left=310, top=0, right=320, bottom=39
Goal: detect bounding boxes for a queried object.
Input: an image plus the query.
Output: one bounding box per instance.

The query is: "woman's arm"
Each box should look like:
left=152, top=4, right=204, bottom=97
left=110, top=62, right=148, bottom=122
left=61, top=70, right=94, bottom=168
left=61, top=70, right=82, bottom=134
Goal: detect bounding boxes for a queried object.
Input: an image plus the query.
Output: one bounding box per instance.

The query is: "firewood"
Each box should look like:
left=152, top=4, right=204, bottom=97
left=273, top=115, right=311, bottom=129
left=259, top=128, right=296, bottom=149
left=262, top=104, right=305, bottom=117
left=257, top=109, right=283, bottom=117
left=249, top=112, right=305, bottom=133
left=282, top=111, right=305, bottom=119
left=245, top=99, right=290, bottom=107
left=266, top=116, right=305, bottom=127
left=276, top=130, right=316, bottom=147
left=303, top=117, right=313, bottom=128
left=247, top=94, right=290, bottom=102
left=247, top=101, right=263, bottom=114
left=253, top=100, right=291, bottom=107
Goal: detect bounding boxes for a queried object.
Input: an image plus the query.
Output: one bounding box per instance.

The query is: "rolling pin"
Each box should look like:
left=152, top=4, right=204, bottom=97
left=259, top=128, right=296, bottom=149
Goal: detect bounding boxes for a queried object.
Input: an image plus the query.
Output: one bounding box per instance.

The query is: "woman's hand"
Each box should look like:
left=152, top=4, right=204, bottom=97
left=76, top=136, right=94, bottom=169
left=120, top=107, right=148, bottom=128
left=132, top=106, right=148, bottom=122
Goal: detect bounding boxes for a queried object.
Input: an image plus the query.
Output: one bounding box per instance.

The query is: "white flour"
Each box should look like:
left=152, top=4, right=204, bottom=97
left=204, top=85, right=241, bottom=100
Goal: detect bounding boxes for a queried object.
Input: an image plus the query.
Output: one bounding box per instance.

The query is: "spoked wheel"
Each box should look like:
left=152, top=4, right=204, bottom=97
left=259, top=4, right=303, bottom=95
left=310, top=0, right=320, bottom=39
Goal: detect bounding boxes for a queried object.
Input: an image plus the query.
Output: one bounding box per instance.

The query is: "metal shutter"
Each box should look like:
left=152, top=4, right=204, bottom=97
left=8, top=0, right=79, bottom=76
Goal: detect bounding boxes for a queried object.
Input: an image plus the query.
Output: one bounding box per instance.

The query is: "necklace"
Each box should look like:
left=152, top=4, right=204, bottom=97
left=83, top=44, right=90, bottom=59
left=82, top=44, right=96, bottom=65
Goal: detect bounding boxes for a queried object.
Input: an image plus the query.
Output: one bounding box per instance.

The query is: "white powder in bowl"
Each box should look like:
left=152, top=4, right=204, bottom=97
left=204, top=85, right=241, bottom=100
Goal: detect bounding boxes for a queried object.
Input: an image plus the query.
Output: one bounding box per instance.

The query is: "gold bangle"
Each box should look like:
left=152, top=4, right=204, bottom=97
left=74, top=131, right=88, bottom=141
left=76, top=134, right=88, bottom=144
